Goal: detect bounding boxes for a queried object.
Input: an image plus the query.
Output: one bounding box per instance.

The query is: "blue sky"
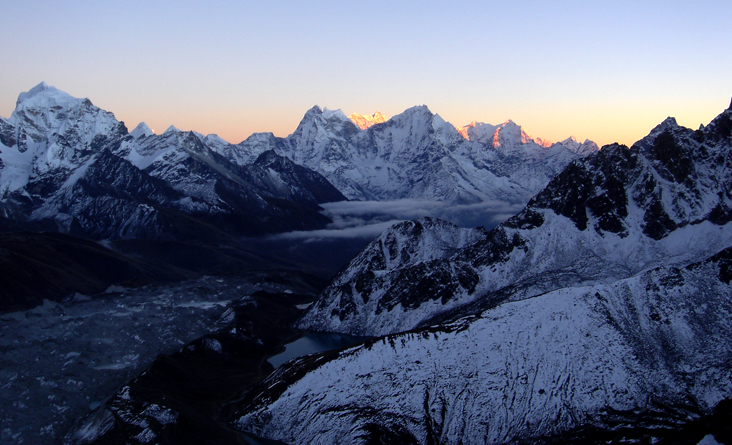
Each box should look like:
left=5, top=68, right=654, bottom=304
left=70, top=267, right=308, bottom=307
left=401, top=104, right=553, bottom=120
left=2, top=0, right=730, bottom=146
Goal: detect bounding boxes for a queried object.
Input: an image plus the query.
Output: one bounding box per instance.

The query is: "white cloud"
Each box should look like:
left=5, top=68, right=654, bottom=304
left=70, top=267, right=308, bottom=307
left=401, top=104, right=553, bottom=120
left=271, top=220, right=403, bottom=243
left=270, top=199, right=526, bottom=242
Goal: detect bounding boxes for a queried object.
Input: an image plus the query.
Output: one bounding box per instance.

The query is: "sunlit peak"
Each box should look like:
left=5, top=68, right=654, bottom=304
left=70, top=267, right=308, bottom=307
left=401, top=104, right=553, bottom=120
left=348, top=111, right=387, bottom=130
left=456, top=121, right=478, bottom=140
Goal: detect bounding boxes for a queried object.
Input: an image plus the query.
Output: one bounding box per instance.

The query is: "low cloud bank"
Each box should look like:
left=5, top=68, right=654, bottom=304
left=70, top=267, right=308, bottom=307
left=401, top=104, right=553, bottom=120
left=270, top=220, right=402, bottom=243
left=271, top=199, right=525, bottom=243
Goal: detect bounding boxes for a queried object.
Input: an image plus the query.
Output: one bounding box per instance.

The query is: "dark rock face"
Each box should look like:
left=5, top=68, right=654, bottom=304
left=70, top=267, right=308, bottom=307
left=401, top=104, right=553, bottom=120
left=526, top=116, right=732, bottom=240
left=298, top=217, right=490, bottom=335
left=248, top=149, right=346, bottom=207
left=531, top=143, right=635, bottom=236
left=0, top=118, right=16, bottom=147
left=706, top=107, right=732, bottom=142
left=533, top=160, right=594, bottom=231
left=458, top=225, right=526, bottom=268
left=649, top=130, right=693, bottom=183
left=0, top=231, right=184, bottom=312
left=375, top=260, right=480, bottom=313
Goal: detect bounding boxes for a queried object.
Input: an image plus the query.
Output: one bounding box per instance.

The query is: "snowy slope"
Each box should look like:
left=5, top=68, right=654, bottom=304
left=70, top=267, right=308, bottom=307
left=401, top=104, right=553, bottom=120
left=235, top=247, right=732, bottom=444
left=299, top=102, right=732, bottom=336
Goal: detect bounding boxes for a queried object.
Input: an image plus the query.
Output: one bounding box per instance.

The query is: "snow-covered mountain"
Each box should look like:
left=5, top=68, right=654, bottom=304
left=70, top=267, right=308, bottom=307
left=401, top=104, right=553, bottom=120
left=235, top=246, right=732, bottom=444
left=210, top=105, right=598, bottom=204
left=0, top=82, right=125, bottom=199
left=299, top=101, right=732, bottom=336
left=457, top=119, right=598, bottom=160
left=229, top=99, right=732, bottom=444
left=55, top=97, right=732, bottom=445
left=0, top=83, right=345, bottom=240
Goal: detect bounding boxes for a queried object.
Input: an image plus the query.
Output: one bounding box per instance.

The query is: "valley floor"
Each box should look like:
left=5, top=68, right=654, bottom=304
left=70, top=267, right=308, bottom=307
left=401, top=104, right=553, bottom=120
left=0, top=273, right=314, bottom=445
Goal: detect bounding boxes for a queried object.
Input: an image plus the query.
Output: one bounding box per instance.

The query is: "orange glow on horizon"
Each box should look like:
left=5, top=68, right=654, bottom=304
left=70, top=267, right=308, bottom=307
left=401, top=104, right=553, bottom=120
left=112, top=96, right=728, bottom=151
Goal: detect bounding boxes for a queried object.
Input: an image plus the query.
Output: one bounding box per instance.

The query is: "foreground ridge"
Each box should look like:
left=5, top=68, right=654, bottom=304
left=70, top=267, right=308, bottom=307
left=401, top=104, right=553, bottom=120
left=235, top=247, right=732, bottom=444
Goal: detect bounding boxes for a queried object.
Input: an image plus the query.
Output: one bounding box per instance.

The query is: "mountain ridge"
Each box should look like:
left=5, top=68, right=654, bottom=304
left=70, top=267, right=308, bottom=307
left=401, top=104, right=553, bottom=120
left=235, top=244, right=732, bottom=444
left=216, top=105, right=599, bottom=205
left=0, top=83, right=346, bottom=241
left=298, top=101, right=732, bottom=336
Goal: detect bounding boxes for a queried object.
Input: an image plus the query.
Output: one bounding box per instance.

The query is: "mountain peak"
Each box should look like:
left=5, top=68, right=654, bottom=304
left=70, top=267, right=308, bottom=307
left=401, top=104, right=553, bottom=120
left=301, top=106, right=349, bottom=123
left=322, top=107, right=348, bottom=122
left=290, top=105, right=359, bottom=147
left=130, top=122, right=154, bottom=139
left=493, top=120, right=535, bottom=147
left=650, top=116, right=680, bottom=136
left=14, top=82, right=77, bottom=111
left=348, top=111, right=387, bottom=130
left=456, top=121, right=477, bottom=140
left=457, top=121, right=499, bottom=142
left=405, top=104, right=432, bottom=115
left=16, top=82, right=51, bottom=106
left=660, top=116, right=679, bottom=127
left=163, top=125, right=180, bottom=135
left=389, top=105, right=434, bottom=126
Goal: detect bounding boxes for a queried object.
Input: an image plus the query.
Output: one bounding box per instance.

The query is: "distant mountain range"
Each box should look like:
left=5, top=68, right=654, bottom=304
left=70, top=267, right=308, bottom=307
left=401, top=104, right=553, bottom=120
left=0, top=83, right=597, bottom=243
left=299, top=104, right=732, bottom=336
left=0, top=83, right=345, bottom=242
left=0, top=82, right=600, bottom=312
left=218, top=105, right=597, bottom=204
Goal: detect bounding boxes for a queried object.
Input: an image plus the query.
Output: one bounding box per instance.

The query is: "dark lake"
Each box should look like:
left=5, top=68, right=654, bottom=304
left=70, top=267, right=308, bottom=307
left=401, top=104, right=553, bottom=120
left=268, top=331, right=371, bottom=368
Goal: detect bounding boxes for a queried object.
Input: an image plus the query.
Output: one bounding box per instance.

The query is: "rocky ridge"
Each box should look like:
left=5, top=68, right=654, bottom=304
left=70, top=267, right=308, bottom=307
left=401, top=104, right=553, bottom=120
left=236, top=246, right=732, bottom=444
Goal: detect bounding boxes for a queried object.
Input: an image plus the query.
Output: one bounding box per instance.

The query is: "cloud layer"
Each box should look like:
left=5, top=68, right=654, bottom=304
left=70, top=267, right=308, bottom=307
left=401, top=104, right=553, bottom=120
left=271, top=199, right=524, bottom=243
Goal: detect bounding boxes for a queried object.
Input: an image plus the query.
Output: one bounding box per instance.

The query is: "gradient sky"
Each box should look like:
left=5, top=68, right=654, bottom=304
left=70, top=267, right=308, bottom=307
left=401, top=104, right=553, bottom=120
left=2, top=0, right=730, bottom=147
